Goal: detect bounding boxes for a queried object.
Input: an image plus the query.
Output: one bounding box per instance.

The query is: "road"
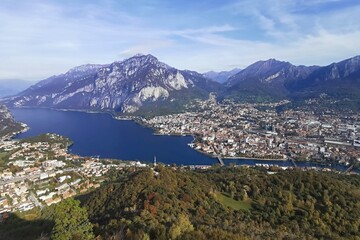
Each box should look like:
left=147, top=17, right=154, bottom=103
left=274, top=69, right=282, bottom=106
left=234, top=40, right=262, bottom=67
left=29, top=190, right=43, bottom=209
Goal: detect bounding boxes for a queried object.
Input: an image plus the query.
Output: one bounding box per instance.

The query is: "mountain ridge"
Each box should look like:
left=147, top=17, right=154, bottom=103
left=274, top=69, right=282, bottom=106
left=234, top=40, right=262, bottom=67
left=284, top=55, right=360, bottom=109
left=5, top=54, right=221, bottom=114
left=3, top=54, right=360, bottom=113
left=221, top=58, right=317, bottom=101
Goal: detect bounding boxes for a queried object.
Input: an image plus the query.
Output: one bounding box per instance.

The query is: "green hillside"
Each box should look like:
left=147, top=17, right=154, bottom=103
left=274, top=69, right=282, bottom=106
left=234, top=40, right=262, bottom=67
left=1, top=166, right=360, bottom=240
left=83, top=167, right=360, bottom=239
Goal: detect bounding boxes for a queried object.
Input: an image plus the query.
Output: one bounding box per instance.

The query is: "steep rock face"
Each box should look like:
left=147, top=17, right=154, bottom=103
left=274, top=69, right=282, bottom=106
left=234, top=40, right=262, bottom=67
left=286, top=55, right=360, bottom=92
left=5, top=54, right=220, bottom=113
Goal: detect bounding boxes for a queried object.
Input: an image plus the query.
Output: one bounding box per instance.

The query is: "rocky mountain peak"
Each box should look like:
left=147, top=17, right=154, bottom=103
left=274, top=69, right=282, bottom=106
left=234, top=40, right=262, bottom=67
left=4, top=54, right=220, bottom=114
left=249, top=59, right=292, bottom=72
left=115, top=54, right=170, bottom=71
left=225, top=58, right=297, bottom=88
left=67, top=64, right=107, bottom=74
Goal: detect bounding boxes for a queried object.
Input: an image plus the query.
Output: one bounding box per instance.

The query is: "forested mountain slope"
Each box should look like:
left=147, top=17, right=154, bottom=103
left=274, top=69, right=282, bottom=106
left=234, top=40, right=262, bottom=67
left=83, top=167, right=360, bottom=239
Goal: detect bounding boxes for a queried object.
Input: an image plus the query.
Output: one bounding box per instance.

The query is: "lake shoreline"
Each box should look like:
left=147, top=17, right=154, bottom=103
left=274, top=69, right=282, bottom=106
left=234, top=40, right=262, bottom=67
left=9, top=107, right=359, bottom=172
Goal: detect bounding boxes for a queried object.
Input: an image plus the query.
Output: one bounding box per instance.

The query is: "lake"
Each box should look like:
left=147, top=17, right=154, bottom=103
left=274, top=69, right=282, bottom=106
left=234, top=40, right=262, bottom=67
left=9, top=108, right=352, bottom=171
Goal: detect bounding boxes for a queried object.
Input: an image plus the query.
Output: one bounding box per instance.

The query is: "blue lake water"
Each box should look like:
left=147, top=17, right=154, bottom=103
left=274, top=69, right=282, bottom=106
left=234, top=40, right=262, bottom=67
left=9, top=108, right=353, bottom=171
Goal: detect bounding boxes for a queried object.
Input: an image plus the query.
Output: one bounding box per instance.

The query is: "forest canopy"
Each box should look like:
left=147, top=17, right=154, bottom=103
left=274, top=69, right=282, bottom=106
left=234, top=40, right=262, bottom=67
left=83, top=166, right=360, bottom=239
left=1, top=166, right=359, bottom=240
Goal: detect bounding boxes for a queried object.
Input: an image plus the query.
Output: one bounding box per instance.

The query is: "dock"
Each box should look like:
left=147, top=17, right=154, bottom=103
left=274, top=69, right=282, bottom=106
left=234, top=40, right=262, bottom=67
left=217, top=156, right=225, bottom=166
left=344, top=165, right=354, bottom=173
left=289, top=157, right=297, bottom=167
left=212, top=144, right=224, bottom=166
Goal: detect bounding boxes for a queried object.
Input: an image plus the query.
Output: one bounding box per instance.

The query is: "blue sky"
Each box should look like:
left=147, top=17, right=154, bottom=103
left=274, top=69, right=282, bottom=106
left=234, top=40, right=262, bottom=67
left=1, top=0, right=360, bottom=80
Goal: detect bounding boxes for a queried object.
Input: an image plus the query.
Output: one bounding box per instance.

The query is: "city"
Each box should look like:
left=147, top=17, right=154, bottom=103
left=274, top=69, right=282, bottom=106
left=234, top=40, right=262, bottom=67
left=142, top=95, right=360, bottom=168
left=2, top=96, right=360, bottom=218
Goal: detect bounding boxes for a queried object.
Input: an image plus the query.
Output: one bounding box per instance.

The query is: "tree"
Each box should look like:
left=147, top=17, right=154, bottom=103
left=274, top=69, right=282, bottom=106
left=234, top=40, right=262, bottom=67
left=168, top=214, right=194, bottom=239
left=51, top=198, right=94, bottom=240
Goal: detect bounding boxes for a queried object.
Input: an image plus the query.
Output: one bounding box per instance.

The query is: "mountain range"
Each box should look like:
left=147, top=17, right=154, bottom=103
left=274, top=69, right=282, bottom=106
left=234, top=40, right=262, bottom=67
left=3, top=54, right=360, bottom=114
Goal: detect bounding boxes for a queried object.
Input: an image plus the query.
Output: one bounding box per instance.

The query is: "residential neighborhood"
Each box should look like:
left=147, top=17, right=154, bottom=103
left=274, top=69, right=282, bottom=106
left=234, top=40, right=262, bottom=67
left=0, top=133, right=137, bottom=216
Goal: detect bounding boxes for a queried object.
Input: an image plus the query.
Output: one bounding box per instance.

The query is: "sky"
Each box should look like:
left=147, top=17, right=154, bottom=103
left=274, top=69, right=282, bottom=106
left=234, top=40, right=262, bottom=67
left=1, top=0, right=360, bottom=81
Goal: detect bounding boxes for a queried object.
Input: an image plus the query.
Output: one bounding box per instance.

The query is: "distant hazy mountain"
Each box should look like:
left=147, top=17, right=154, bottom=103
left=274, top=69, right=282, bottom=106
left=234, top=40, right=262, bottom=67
left=0, top=79, right=35, bottom=98
left=5, top=54, right=221, bottom=114
left=203, top=68, right=241, bottom=83
left=223, top=59, right=319, bottom=101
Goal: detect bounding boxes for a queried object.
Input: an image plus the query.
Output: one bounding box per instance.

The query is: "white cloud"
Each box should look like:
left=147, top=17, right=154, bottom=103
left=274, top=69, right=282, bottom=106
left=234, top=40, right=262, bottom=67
left=161, top=28, right=360, bottom=72
left=0, top=0, right=359, bottom=79
left=172, top=25, right=236, bottom=35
